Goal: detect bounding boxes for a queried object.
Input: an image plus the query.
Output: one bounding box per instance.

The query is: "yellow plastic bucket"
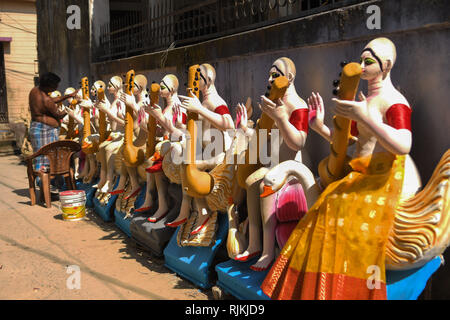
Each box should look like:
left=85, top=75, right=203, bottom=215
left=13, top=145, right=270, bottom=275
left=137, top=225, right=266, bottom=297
left=59, top=190, right=86, bottom=221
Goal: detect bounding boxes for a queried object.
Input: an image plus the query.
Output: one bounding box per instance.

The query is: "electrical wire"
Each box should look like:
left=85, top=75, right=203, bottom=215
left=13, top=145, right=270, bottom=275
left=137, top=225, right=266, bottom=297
left=3, top=13, right=36, bottom=34
left=0, top=21, right=36, bottom=35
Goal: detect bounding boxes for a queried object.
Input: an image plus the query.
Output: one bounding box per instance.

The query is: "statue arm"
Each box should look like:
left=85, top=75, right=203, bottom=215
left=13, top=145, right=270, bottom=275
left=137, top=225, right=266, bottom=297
left=307, top=92, right=332, bottom=142
left=275, top=115, right=308, bottom=151
left=179, top=93, right=234, bottom=131
left=333, top=93, right=412, bottom=155
left=310, top=122, right=332, bottom=143
left=97, top=99, right=125, bottom=126
left=260, top=96, right=308, bottom=151
left=146, top=104, right=185, bottom=138
left=197, top=104, right=234, bottom=132
left=363, top=116, right=412, bottom=155
left=64, top=105, right=84, bottom=124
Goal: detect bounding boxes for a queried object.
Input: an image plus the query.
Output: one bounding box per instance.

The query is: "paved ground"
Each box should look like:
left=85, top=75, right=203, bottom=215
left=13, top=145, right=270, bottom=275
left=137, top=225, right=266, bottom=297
left=0, top=153, right=212, bottom=300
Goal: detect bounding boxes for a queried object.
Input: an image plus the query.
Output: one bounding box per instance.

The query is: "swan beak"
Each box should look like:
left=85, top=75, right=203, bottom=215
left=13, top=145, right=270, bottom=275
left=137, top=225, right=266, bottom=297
left=81, top=141, right=91, bottom=149
left=151, top=151, right=162, bottom=162
left=260, top=185, right=276, bottom=198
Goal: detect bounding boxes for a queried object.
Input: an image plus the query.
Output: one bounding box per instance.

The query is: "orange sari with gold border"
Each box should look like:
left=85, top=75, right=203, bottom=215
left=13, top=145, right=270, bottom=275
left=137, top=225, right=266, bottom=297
left=261, top=153, right=406, bottom=300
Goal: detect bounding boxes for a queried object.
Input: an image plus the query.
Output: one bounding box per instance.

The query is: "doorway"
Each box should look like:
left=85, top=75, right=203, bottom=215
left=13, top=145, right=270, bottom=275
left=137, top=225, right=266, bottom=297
left=0, top=43, right=8, bottom=123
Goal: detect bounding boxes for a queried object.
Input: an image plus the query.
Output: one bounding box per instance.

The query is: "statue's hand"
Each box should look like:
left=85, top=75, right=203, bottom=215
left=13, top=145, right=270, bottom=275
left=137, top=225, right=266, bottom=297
left=173, top=103, right=185, bottom=127
left=307, top=92, right=325, bottom=129
left=235, top=103, right=248, bottom=130
left=64, top=106, right=75, bottom=118
left=96, top=98, right=110, bottom=112
left=143, top=100, right=161, bottom=115
left=75, top=89, right=83, bottom=100
left=79, top=98, right=94, bottom=109
left=179, top=90, right=202, bottom=113
left=119, top=91, right=137, bottom=108
left=260, top=95, right=289, bottom=123
left=332, top=91, right=369, bottom=123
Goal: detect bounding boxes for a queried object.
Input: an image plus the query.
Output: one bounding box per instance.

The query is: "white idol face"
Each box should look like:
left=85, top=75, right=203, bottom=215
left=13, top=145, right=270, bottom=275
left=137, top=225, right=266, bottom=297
left=360, top=50, right=383, bottom=81
left=133, top=75, right=147, bottom=96
left=90, top=85, right=96, bottom=97
left=50, top=91, right=61, bottom=98
left=268, top=59, right=288, bottom=85
left=198, top=65, right=208, bottom=91
left=360, top=38, right=396, bottom=81
left=64, top=88, right=76, bottom=103
left=160, top=76, right=173, bottom=98
left=108, top=76, right=121, bottom=94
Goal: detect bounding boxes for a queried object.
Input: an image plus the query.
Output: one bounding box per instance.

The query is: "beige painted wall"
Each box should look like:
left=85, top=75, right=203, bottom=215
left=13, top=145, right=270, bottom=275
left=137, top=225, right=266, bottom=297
left=0, top=0, right=37, bottom=123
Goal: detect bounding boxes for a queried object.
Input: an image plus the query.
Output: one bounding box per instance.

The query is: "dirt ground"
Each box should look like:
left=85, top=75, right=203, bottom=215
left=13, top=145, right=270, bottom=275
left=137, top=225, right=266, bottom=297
left=0, top=153, right=212, bottom=300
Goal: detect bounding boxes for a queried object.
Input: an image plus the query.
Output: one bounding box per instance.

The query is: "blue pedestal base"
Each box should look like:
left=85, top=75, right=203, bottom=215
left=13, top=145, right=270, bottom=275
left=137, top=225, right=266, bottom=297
left=215, top=256, right=442, bottom=300
left=76, top=179, right=98, bottom=208
left=130, top=183, right=180, bottom=257
left=93, top=194, right=118, bottom=222
left=92, top=179, right=120, bottom=222
left=386, top=256, right=442, bottom=300
left=215, top=258, right=270, bottom=300
left=114, top=184, right=146, bottom=238
left=163, top=212, right=228, bottom=289
left=114, top=209, right=132, bottom=237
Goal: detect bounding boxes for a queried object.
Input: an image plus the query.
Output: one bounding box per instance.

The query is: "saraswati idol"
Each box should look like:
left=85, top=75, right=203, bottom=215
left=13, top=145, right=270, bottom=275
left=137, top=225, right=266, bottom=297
left=261, top=37, right=450, bottom=300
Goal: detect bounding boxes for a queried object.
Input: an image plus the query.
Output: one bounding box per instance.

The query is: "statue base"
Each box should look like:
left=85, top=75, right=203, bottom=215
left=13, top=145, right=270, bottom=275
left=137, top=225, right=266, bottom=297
left=130, top=183, right=180, bottom=257
left=215, top=258, right=270, bottom=300
left=114, top=182, right=147, bottom=237
left=214, top=256, right=442, bottom=300
left=163, top=212, right=228, bottom=289
left=92, top=181, right=120, bottom=222
left=76, top=178, right=98, bottom=208
left=386, top=256, right=442, bottom=300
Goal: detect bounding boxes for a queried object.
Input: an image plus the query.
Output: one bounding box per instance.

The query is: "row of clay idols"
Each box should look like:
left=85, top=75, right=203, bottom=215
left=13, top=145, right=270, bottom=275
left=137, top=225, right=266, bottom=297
left=58, top=37, right=449, bottom=281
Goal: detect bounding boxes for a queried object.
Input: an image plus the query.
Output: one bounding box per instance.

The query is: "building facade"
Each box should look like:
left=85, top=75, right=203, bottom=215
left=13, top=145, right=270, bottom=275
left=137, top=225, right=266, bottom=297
left=0, top=0, right=37, bottom=123
left=0, top=0, right=37, bottom=149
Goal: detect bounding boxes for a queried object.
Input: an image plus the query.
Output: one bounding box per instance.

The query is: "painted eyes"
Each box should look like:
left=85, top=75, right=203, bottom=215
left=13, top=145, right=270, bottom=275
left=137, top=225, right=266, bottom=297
left=271, top=72, right=280, bottom=78
left=160, top=85, right=167, bottom=90
left=361, top=58, right=376, bottom=66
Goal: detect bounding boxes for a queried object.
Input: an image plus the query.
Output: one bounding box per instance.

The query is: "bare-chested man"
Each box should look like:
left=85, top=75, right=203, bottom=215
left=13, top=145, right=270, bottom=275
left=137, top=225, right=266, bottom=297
left=29, top=72, right=76, bottom=171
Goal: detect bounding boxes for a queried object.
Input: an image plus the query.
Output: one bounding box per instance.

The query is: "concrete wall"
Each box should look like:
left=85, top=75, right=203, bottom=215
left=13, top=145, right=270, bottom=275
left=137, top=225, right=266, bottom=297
left=92, top=0, right=450, bottom=183
left=90, top=0, right=109, bottom=51
left=0, top=0, right=38, bottom=122
left=36, top=0, right=91, bottom=91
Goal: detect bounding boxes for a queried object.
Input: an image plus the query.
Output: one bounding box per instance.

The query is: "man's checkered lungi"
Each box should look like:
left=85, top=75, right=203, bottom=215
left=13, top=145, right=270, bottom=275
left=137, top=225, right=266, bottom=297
left=29, top=121, right=59, bottom=170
